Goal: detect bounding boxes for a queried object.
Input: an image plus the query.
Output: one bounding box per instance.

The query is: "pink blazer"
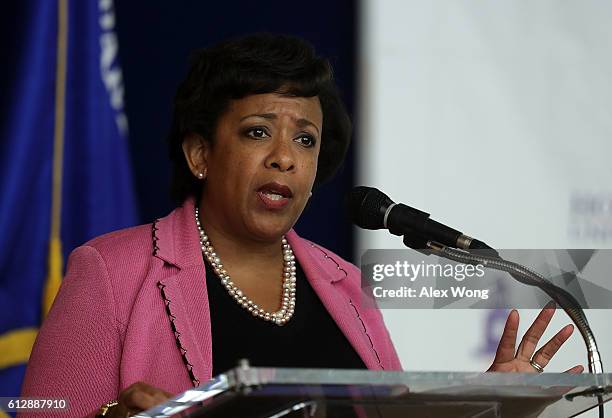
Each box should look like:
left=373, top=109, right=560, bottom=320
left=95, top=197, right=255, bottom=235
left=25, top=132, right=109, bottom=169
left=20, top=198, right=401, bottom=417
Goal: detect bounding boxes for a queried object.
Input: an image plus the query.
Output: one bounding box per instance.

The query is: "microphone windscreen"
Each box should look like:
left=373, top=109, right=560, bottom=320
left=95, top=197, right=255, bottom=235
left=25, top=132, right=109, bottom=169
left=345, top=186, right=394, bottom=230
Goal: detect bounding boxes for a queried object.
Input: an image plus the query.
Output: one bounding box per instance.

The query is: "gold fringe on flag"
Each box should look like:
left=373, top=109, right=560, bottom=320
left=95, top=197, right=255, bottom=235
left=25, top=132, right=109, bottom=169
left=43, top=238, right=64, bottom=316
left=0, top=328, right=38, bottom=369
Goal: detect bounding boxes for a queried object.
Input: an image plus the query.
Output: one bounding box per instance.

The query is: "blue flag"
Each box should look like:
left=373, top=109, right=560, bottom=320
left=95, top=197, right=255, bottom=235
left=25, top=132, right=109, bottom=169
left=0, top=0, right=137, bottom=405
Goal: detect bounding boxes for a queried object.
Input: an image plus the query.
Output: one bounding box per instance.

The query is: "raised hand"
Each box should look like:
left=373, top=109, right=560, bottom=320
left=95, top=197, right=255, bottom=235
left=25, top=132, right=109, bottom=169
left=487, top=303, right=584, bottom=373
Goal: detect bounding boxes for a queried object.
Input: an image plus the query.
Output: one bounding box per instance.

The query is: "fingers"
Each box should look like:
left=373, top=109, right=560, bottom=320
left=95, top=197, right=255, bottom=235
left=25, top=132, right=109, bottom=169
left=564, top=365, right=585, bottom=374
left=119, top=382, right=172, bottom=413
left=492, top=309, right=520, bottom=364
left=531, top=324, right=574, bottom=368
left=516, top=301, right=556, bottom=361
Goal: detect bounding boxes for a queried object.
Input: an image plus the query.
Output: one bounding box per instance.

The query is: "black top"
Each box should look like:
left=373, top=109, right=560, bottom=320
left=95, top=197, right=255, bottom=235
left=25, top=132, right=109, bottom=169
left=204, top=258, right=366, bottom=375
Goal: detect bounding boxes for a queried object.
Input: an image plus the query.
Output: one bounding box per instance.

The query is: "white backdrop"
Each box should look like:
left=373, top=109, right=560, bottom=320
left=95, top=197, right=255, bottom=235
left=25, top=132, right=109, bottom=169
left=358, top=1, right=612, bottom=415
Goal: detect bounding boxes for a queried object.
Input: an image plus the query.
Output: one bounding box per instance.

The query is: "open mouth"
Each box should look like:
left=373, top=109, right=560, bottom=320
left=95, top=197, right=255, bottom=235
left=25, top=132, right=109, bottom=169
left=256, top=182, right=293, bottom=209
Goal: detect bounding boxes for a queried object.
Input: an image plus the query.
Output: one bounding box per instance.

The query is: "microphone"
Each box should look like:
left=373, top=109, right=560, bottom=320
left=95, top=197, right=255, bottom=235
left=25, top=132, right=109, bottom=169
left=346, top=186, right=496, bottom=252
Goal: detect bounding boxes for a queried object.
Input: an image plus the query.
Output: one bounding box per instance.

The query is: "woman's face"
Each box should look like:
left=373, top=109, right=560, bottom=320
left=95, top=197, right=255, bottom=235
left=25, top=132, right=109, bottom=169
left=196, top=93, right=323, bottom=243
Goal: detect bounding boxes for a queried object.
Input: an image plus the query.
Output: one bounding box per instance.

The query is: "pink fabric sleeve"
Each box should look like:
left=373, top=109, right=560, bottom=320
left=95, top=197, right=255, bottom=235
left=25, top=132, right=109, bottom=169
left=20, top=245, right=122, bottom=418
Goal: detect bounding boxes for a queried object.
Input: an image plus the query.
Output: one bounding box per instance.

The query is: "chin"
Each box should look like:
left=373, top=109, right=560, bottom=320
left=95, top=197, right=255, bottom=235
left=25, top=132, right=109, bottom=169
left=248, top=220, right=293, bottom=243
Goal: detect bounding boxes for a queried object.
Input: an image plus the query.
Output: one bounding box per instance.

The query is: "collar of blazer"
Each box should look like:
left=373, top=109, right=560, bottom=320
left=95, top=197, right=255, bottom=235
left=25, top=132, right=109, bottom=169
left=151, top=196, right=349, bottom=284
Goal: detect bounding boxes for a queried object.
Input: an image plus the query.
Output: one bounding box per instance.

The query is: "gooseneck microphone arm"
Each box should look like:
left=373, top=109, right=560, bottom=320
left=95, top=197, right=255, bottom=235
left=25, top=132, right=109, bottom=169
left=421, top=241, right=603, bottom=374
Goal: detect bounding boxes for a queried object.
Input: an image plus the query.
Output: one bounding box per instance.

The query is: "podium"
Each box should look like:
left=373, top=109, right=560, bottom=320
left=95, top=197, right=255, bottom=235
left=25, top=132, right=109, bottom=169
left=134, top=364, right=611, bottom=418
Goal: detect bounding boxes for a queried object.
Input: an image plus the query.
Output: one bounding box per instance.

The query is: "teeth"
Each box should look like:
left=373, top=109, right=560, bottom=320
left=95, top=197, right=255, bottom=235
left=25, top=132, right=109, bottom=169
left=264, top=192, right=284, bottom=201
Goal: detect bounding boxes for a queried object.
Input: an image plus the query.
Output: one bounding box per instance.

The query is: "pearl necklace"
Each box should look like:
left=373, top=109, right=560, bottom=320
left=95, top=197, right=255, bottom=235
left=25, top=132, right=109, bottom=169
left=195, top=207, right=296, bottom=325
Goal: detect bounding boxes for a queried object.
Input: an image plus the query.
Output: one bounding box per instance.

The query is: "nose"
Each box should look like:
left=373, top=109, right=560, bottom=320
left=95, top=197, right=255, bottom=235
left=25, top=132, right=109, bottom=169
left=265, top=137, right=295, bottom=172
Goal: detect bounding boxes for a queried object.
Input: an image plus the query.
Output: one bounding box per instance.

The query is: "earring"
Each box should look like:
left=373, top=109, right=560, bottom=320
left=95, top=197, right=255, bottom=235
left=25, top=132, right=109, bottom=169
left=309, top=191, right=313, bottom=197
left=197, top=169, right=207, bottom=180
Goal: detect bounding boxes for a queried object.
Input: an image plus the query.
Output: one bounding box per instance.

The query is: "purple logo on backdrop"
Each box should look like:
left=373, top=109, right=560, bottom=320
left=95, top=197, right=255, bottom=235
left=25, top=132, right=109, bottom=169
left=569, top=191, right=612, bottom=241
left=477, top=280, right=509, bottom=357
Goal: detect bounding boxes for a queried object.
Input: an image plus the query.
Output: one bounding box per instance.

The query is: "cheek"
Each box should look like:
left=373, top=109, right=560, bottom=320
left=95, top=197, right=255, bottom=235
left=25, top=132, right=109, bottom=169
left=215, top=148, right=254, bottom=179
left=308, top=151, right=320, bottom=177
left=230, top=156, right=265, bottom=193
left=308, top=159, right=318, bottom=178
left=299, top=159, right=318, bottom=190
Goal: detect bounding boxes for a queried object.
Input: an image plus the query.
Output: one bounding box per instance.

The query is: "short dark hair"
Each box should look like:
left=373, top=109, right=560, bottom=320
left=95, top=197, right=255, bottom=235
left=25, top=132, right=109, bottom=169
left=168, top=33, right=352, bottom=202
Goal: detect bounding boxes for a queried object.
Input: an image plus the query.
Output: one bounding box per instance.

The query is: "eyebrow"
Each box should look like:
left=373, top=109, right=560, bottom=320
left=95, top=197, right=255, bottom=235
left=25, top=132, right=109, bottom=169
left=239, top=113, right=320, bottom=135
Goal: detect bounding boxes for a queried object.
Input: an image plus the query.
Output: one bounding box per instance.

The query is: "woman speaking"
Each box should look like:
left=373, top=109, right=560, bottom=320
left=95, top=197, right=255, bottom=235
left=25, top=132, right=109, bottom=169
left=20, top=33, right=582, bottom=418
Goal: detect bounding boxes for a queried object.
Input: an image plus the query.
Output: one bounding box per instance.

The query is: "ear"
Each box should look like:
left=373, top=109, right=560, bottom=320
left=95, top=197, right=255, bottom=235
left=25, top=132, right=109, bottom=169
left=182, top=134, right=210, bottom=179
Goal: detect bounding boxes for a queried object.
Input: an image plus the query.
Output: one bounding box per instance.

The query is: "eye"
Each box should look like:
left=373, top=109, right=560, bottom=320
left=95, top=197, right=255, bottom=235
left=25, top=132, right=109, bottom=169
left=245, top=127, right=270, bottom=139
left=295, top=134, right=316, bottom=148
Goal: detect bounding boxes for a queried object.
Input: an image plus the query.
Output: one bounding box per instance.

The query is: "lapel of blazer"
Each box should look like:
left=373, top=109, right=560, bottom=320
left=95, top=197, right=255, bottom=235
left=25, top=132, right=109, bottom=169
left=151, top=200, right=383, bottom=385
left=287, top=230, right=383, bottom=370
left=153, top=198, right=213, bottom=385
